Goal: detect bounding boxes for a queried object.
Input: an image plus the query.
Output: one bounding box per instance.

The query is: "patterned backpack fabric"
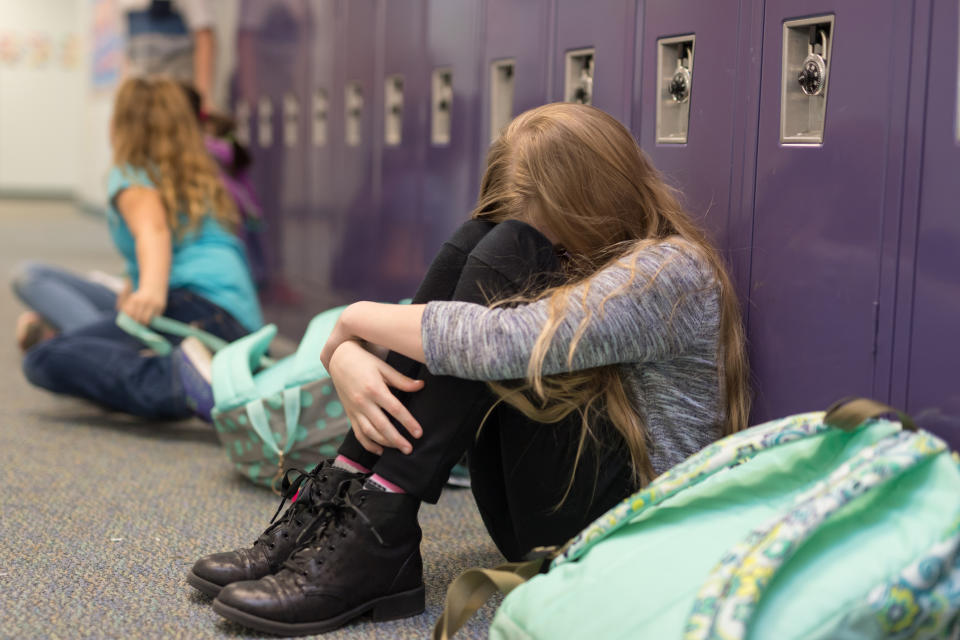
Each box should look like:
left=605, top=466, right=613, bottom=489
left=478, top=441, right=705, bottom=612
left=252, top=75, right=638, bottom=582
left=436, top=399, right=960, bottom=640
left=210, top=306, right=352, bottom=489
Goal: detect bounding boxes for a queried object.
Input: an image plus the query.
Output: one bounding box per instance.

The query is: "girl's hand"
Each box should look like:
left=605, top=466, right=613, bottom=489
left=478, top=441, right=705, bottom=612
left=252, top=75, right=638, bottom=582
left=328, top=340, right=424, bottom=455
left=115, top=278, right=132, bottom=310
left=121, top=287, right=167, bottom=325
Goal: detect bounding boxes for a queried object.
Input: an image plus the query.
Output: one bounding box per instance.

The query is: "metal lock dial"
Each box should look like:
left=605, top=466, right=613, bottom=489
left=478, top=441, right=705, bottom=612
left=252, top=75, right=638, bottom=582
left=797, top=29, right=828, bottom=96
left=669, top=66, right=691, bottom=103
left=797, top=53, right=826, bottom=96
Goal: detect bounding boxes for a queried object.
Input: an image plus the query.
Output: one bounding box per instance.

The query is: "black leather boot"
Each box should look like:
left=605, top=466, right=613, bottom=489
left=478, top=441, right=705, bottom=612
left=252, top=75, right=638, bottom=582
left=187, top=461, right=362, bottom=597
left=212, top=480, right=424, bottom=636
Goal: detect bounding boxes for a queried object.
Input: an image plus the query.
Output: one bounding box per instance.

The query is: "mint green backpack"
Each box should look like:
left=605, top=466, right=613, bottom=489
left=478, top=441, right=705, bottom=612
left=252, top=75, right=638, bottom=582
left=437, top=400, right=960, bottom=640
left=210, top=305, right=352, bottom=490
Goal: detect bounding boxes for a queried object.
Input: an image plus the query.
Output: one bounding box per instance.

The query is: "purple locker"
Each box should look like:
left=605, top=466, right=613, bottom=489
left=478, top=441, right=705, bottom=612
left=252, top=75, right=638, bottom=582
left=301, top=0, right=339, bottom=305
left=551, top=0, right=637, bottom=125
left=747, top=0, right=912, bottom=421
left=330, top=0, right=381, bottom=299
left=376, top=0, right=428, bottom=300
left=236, top=0, right=311, bottom=320
left=634, top=0, right=744, bottom=252
left=421, top=0, right=484, bottom=267
left=892, top=0, right=960, bottom=446
left=480, top=0, right=552, bottom=154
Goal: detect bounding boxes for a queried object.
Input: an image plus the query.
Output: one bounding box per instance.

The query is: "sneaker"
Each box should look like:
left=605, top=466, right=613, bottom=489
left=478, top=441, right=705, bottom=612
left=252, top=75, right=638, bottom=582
left=173, top=336, right=215, bottom=421
left=446, top=462, right=471, bottom=488
left=212, top=480, right=424, bottom=636
left=187, top=461, right=364, bottom=598
left=15, top=311, right=56, bottom=352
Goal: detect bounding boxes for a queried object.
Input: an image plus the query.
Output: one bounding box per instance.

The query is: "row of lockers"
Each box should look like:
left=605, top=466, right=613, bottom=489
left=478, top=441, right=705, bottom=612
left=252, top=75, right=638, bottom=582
left=233, top=0, right=960, bottom=444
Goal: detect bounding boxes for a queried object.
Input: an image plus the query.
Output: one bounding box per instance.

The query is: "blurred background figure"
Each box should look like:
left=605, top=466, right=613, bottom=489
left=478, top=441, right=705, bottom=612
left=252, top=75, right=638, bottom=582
left=119, top=0, right=218, bottom=111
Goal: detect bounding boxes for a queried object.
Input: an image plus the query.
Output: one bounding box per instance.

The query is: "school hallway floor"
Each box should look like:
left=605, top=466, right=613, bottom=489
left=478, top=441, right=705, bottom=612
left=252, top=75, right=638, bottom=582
left=0, top=199, right=502, bottom=639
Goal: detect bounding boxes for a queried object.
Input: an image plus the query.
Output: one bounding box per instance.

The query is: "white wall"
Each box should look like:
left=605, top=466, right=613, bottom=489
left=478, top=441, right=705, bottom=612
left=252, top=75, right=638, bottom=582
left=0, top=0, right=84, bottom=193
left=0, top=0, right=239, bottom=205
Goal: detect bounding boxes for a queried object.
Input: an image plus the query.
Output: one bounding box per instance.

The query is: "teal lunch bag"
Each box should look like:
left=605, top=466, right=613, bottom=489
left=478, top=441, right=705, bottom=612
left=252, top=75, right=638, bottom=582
left=436, top=399, right=960, bottom=640
left=117, top=307, right=352, bottom=490
left=209, top=305, right=353, bottom=490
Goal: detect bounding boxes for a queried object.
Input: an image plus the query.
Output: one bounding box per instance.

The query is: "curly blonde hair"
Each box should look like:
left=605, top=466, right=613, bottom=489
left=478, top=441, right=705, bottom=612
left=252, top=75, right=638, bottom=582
left=474, top=103, right=750, bottom=491
left=111, top=76, right=237, bottom=236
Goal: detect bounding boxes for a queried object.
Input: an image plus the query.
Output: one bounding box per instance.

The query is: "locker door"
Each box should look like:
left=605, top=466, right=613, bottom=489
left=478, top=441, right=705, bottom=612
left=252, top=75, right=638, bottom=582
left=635, top=0, right=744, bottom=251
left=481, top=0, right=552, bottom=150
left=376, top=0, right=427, bottom=300
left=747, top=0, right=910, bottom=421
left=898, top=0, right=960, bottom=445
left=422, top=0, right=484, bottom=265
left=302, top=0, right=339, bottom=308
left=552, top=0, right=637, bottom=125
left=330, top=0, right=381, bottom=299
left=236, top=0, right=310, bottom=318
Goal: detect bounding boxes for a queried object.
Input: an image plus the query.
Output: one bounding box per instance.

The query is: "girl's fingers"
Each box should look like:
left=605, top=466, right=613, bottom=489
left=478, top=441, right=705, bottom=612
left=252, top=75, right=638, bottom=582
left=378, top=390, right=423, bottom=440
left=381, top=364, right=425, bottom=393
left=356, top=412, right=391, bottom=449
left=351, top=415, right=383, bottom=455
left=366, top=401, right=413, bottom=453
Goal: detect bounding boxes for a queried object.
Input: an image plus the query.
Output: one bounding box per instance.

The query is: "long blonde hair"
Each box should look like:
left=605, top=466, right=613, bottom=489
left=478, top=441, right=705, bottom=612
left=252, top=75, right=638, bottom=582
left=111, top=76, right=237, bottom=235
left=473, top=103, right=750, bottom=490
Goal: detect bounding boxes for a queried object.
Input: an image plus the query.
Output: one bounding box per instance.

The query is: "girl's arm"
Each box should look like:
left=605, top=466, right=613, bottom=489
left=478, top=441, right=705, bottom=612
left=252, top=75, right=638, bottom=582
left=320, top=302, right=426, bottom=370
left=115, top=186, right=172, bottom=324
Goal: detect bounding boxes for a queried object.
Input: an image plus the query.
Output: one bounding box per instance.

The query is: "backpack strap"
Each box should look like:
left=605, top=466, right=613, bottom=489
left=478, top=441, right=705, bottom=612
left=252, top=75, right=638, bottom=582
left=825, top=397, right=917, bottom=432
left=684, top=429, right=946, bottom=640
left=433, top=559, right=550, bottom=640
left=116, top=311, right=230, bottom=356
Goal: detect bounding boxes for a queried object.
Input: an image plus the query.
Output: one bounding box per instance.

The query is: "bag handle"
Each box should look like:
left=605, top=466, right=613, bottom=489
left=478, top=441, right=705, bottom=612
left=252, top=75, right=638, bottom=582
left=684, top=429, right=944, bottom=640
left=824, top=396, right=916, bottom=432
left=116, top=311, right=230, bottom=356
left=432, top=558, right=550, bottom=640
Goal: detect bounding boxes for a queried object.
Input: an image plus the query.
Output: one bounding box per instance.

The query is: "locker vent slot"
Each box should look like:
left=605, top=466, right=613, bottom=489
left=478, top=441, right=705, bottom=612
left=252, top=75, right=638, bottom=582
left=490, top=59, right=515, bottom=141
left=257, top=96, right=273, bottom=148
left=656, top=35, right=695, bottom=144
left=345, top=82, right=364, bottom=148
left=282, top=92, right=300, bottom=149
left=781, top=16, right=834, bottom=144
left=565, top=48, right=595, bottom=105
left=385, top=75, right=404, bottom=146
left=235, top=99, right=251, bottom=147
left=312, top=88, right=328, bottom=147
left=432, top=68, right=453, bottom=145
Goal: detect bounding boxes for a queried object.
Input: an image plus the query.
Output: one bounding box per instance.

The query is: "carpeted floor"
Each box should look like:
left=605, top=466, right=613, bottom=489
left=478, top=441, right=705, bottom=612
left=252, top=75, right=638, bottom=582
left=0, top=200, right=503, bottom=639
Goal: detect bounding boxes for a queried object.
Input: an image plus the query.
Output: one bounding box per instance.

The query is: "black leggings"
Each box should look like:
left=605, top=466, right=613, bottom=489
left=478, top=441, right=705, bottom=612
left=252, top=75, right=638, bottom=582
left=338, top=219, right=634, bottom=561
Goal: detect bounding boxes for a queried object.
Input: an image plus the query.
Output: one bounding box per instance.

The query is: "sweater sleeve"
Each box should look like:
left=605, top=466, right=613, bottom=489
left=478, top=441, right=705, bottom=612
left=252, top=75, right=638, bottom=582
left=421, top=241, right=717, bottom=380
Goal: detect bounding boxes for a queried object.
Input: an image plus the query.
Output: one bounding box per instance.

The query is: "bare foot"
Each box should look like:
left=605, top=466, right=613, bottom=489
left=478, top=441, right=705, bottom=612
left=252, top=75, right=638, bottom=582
left=15, top=311, right=56, bottom=352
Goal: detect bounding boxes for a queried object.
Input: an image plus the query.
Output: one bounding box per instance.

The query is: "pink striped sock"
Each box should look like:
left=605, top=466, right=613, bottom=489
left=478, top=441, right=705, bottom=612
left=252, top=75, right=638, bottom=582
left=365, top=473, right=407, bottom=494
left=334, top=455, right=371, bottom=474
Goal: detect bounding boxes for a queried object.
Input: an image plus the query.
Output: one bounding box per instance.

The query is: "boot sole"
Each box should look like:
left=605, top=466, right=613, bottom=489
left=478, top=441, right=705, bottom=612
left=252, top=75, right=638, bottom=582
left=212, top=585, right=425, bottom=636
left=186, top=570, right=223, bottom=598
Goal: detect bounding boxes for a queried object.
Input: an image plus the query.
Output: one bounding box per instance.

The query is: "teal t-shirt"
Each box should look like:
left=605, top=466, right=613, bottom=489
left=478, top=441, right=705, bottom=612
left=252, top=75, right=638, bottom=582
left=106, top=165, right=263, bottom=332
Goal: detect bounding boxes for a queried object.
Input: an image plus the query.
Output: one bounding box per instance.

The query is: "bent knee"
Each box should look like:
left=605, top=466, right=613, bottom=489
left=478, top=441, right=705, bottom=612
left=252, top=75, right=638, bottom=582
left=10, top=260, right=44, bottom=298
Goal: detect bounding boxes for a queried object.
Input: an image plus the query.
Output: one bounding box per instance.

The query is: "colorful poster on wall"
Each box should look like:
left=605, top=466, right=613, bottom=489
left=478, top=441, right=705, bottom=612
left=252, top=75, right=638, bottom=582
left=91, top=0, right=123, bottom=88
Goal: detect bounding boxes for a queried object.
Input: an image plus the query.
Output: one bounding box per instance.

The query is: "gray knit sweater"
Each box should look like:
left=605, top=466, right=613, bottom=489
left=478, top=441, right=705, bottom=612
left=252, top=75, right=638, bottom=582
left=420, top=239, right=723, bottom=476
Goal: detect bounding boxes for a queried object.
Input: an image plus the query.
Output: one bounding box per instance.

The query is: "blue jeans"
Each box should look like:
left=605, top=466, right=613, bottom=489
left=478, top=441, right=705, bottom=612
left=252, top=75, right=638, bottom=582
left=13, top=262, right=250, bottom=420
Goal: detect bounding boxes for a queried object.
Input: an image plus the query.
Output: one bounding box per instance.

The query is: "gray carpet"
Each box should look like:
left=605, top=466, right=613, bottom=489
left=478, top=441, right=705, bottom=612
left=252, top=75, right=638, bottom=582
left=0, top=200, right=503, bottom=639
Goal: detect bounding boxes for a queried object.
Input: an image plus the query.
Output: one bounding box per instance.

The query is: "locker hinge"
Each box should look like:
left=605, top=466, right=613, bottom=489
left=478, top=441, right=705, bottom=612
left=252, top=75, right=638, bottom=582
left=872, top=300, right=880, bottom=356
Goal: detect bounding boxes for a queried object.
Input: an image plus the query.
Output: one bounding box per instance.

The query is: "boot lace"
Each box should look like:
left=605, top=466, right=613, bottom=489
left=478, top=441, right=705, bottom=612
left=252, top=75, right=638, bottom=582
left=281, top=486, right=386, bottom=577
left=253, top=465, right=332, bottom=550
